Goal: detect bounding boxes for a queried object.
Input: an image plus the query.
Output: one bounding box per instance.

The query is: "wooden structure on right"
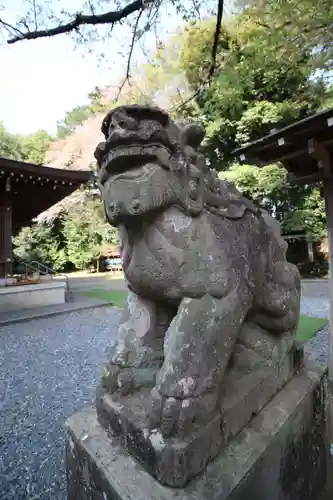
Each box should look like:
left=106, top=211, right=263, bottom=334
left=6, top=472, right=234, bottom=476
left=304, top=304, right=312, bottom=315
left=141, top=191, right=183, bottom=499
left=233, top=106, right=333, bottom=488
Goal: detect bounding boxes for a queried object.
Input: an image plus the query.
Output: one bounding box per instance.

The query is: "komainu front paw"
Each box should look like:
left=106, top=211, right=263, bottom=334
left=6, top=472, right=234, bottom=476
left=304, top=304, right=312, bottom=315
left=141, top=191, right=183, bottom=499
left=101, top=363, right=157, bottom=395
left=148, top=387, right=218, bottom=438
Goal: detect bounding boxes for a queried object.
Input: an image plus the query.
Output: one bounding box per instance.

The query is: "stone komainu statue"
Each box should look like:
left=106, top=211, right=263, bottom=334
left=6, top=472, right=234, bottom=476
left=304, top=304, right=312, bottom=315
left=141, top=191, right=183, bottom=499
left=94, top=105, right=301, bottom=487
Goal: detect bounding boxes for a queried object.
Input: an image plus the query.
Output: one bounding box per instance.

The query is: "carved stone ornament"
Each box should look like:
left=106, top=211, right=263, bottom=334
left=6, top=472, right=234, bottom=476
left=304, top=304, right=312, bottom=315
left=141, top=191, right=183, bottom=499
left=93, top=105, right=301, bottom=487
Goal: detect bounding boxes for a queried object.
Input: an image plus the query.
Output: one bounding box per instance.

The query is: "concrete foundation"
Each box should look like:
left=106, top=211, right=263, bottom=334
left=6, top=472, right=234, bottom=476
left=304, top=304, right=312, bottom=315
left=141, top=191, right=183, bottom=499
left=65, top=359, right=330, bottom=500
left=0, top=281, right=66, bottom=312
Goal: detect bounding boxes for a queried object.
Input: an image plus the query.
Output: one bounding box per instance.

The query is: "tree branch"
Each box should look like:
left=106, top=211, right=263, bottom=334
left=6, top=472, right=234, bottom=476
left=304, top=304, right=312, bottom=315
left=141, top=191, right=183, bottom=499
left=32, top=0, right=38, bottom=30
left=173, top=0, right=224, bottom=112
left=0, top=18, right=24, bottom=36
left=208, top=0, right=224, bottom=82
left=116, top=8, right=144, bottom=99
left=6, top=0, right=151, bottom=44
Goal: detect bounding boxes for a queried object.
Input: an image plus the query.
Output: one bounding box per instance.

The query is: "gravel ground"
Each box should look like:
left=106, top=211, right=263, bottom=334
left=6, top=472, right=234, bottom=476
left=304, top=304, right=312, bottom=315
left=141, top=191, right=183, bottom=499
left=300, top=286, right=329, bottom=365
left=0, top=282, right=330, bottom=500
left=0, top=306, right=121, bottom=500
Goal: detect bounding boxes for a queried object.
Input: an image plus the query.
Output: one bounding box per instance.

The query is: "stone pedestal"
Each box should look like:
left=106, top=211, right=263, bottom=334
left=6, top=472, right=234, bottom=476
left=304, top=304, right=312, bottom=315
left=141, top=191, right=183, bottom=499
left=66, top=359, right=330, bottom=500
left=0, top=281, right=66, bottom=312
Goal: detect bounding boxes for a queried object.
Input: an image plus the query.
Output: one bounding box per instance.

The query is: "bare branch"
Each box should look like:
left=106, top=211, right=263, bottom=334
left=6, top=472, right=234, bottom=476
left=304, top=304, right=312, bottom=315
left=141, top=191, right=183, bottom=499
left=171, top=87, right=201, bottom=112
left=191, top=0, right=202, bottom=19
left=32, top=0, right=38, bottom=30
left=173, top=0, right=225, bottom=112
left=116, top=8, right=144, bottom=99
left=87, top=0, right=96, bottom=16
left=21, top=19, right=31, bottom=32
left=208, top=0, right=224, bottom=83
left=0, top=18, right=24, bottom=36
left=6, top=0, right=152, bottom=44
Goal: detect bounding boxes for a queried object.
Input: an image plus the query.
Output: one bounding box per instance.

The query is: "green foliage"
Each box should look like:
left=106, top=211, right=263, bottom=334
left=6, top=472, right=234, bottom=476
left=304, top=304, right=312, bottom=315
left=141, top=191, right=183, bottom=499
left=7, top=0, right=333, bottom=269
left=234, top=101, right=304, bottom=145
left=179, top=17, right=326, bottom=166
left=57, top=105, right=91, bottom=139
left=13, top=222, right=66, bottom=271
left=283, top=188, right=327, bottom=240
left=55, top=86, right=110, bottom=140
left=240, top=0, right=333, bottom=72
left=87, top=86, right=109, bottom=114
left=0, top=123, right=24, bottom=160
left=62, top=196, right=117, bottom=270
left=221, top=164, right=288, bottom=211
left=0, top=122, right=52, bottom=164
left=175, top=12, right=330, bottom=241
left=21, top=129, right=52, bottom=164
left=319, top=87, right=333, bottom=111
left=221, top=163, right=294, bottom=224
left=180, top=19, right=230, bottom=88
left=80, top=289, right=127, bottom=308
left=139, top=32, right=194, bottom=112
left=13, top=192, right=118, bottom=272
left=221, top=164, right=327, bottom=239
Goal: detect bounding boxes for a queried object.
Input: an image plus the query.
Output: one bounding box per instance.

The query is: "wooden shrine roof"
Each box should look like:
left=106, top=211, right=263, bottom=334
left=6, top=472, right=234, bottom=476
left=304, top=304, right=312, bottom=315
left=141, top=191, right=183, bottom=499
left=0, top=157, right=92, bottom=230
left=232, top=107, right=333, bottom=184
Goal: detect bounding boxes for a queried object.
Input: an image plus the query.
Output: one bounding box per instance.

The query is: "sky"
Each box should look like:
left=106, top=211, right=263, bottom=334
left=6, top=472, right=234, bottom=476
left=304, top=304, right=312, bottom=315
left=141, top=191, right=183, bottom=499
left=0, top=37, right=113, bottom=135
left=0, top=0, right=235, bottom=136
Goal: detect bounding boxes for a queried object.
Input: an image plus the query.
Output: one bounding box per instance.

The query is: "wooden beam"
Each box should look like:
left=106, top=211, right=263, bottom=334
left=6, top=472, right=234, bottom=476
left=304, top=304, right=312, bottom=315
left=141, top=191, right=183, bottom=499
left=322, top=165, right=333, bottom=489
left=308, top=138, right=332, bottom=177
left=238, top=135, right=333, bottom=168
left=0, top=177, right=13, bottom=279
left=287, top=171, right=325, bottom=185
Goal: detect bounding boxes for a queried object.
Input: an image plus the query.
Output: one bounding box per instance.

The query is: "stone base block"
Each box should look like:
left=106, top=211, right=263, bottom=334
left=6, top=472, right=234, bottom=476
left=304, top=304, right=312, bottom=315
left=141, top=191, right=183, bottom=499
left=66, top=359, right=330, bottom=500
left=0, top=281, right=66, bottom=312
left=95, top=343, right=299, bottom=487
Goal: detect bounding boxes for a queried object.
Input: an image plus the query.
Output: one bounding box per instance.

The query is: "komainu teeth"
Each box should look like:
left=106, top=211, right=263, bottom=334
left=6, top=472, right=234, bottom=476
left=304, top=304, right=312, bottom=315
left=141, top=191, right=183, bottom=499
left=101, top=144, right=172, bottom=172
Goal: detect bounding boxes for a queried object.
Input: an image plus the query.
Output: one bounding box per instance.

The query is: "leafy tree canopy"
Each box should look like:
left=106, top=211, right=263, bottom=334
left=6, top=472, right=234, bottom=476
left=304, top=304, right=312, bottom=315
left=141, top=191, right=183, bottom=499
left=62, top=195, right=117, bottom=270
left=5, top=0, right=333, bottom=262
left=0, top=122, right=52, bottom=164
left=221, top=165, right=327, bottom=239
left=179, top=15, right=326, bottom=166
left=237, top=0, right=333, bottom=72
left=13, top=222, right=66, bottom=272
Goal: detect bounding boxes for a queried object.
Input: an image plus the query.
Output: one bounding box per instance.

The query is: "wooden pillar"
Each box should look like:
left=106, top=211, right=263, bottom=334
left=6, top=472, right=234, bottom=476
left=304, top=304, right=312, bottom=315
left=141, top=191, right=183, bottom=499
left=307, top=240, right=314, bottom=262
left=324, top=178, right=333, bottom=402
left=309, top=138, right=333, bottom=493
left=0, top=177, right=13, bottom=279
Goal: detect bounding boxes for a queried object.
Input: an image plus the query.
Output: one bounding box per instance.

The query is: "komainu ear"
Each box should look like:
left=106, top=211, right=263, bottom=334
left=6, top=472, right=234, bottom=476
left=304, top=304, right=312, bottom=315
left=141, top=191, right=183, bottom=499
left=181, top=123, right=206, bottom=149
left=184, top=162, right=205, bottom=216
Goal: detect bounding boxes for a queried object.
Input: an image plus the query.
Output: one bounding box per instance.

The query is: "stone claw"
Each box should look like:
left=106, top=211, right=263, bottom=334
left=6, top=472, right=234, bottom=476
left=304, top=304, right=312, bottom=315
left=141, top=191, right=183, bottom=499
left=101, top=363, right=121, bottom=393
left=149, top=388, right=218, bottom=439
left=100, top=364, right=134, bottom=395
left=101, top=364, right=158, bottom=396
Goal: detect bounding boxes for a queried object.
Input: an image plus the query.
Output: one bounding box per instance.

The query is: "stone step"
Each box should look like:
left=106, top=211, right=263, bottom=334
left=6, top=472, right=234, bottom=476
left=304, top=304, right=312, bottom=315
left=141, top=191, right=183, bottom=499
left=0, top=292, right=112, bottom=327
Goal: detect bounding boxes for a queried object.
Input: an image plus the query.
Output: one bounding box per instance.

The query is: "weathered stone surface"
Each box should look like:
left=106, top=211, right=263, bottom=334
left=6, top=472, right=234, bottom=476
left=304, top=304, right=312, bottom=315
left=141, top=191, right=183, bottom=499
left=66, top=359, right=329, bottom=500
left=96, top=341, right=299, bottom=487
left=92, top=104, right=302, bottom=485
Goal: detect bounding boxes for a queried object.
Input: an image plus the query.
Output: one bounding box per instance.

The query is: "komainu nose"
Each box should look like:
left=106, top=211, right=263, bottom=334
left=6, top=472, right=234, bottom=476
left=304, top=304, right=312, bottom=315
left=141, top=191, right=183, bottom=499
left=108, top=202, right=121, bottom=218
left=111, top=112, right=138, bottom=134
left=130, top=199, right=141, bottom=214
left=94, top=142, right=106, bottom=165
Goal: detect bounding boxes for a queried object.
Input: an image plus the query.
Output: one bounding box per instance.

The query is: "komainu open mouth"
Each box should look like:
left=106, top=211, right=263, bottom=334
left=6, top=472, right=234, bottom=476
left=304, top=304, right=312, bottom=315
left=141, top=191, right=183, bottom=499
left=99, top=143, right=173, bottom=183
left=107, top=164, right=159, bottom=186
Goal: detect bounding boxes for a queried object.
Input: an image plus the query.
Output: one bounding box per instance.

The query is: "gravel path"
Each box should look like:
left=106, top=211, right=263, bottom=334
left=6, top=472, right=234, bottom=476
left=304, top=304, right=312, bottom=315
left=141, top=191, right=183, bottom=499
left=300, top=286, right=330, bottom=365
left=0, top=282, right=330, bottom=500
left=0, top=307, right=121, bottom=500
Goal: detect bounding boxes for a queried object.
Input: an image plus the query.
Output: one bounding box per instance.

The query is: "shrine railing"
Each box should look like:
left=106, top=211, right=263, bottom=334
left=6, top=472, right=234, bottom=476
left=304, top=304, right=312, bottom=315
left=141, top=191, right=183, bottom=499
left=30, top=261, right=69, bottom=291
left=14, top=259, right=69, bottom=292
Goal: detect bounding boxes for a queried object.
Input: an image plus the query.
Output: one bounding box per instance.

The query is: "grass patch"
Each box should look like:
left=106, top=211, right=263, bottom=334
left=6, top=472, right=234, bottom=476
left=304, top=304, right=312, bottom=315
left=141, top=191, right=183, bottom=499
left=80, top=289, right=128, bottom=308
left=80, top=288, right=327, bottom=342
left=295, top=315, right=327, bottom=343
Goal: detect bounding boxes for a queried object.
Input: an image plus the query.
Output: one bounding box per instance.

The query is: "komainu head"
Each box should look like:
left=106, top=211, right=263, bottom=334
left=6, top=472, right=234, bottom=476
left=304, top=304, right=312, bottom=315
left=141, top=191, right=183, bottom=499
left=94, top=104, right=207, bottom=226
